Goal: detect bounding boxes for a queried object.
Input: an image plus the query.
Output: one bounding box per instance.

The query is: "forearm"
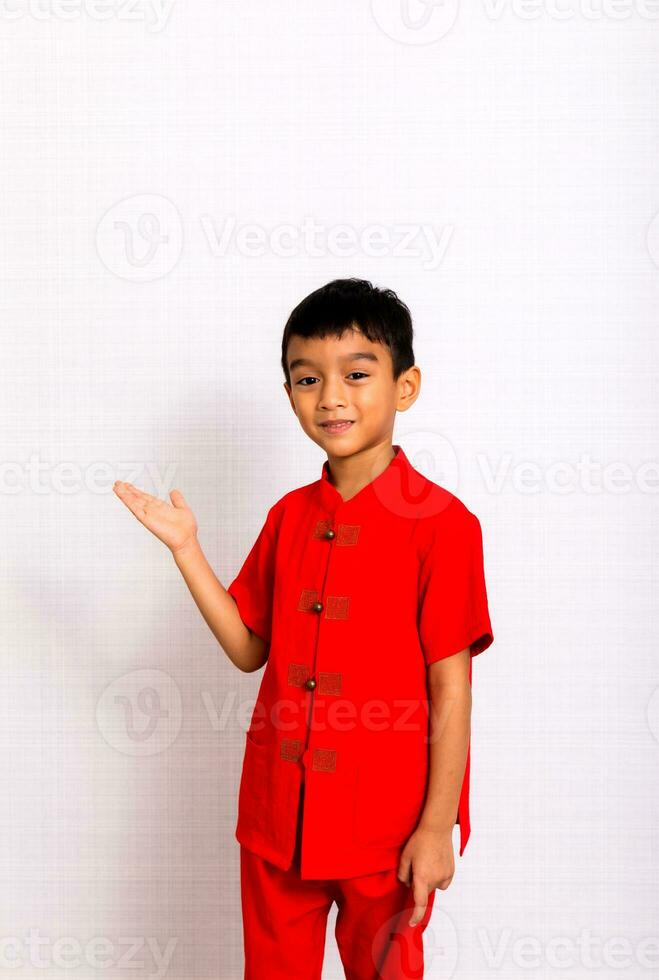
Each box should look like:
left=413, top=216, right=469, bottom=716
left=171, top=537, right=267, bottom=672
left=418, top=669, right=471, bottom=834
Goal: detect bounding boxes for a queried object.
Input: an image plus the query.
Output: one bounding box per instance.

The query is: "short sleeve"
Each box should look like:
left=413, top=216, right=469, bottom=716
left=417, top=504, right=494, bottom=666
left=226, top=503, right=280, bottom=645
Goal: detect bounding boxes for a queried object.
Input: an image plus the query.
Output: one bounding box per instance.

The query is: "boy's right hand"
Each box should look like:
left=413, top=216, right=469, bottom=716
left=112, top=481, right=199, bottom=555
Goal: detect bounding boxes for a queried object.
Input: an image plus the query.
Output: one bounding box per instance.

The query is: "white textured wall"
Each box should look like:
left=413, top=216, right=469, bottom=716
left=1, top=2, right=658, bottom=978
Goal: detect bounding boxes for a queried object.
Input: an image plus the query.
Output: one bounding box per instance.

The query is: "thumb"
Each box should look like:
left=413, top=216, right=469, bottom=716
left=397, top=852, right=412, bottom=887
left=169, top=488, right=188, bottom=509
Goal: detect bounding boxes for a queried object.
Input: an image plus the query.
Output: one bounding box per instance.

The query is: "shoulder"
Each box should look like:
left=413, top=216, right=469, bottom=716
left=264, top=479, right=318, bottom=526
left=412, top=483, right=483, bottom=561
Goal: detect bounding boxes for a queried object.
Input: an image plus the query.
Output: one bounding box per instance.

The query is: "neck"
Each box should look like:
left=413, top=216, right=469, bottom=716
left=326, top=442, right=396, bottom=501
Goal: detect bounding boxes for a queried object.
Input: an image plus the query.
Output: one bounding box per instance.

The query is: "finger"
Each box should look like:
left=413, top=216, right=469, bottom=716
left=397, top=853, right=411, bottom=886
left=113, top=483, right=161, bottom=526
left=169, top=489, right=188, bottom=510
left=409, top=876, right=428, bottom=927
left=115, top=483, right=167, bottom=518
left=114, top=481, right=158, bottom=508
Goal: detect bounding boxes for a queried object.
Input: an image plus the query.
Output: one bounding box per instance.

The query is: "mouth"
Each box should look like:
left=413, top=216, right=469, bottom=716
left=318, top=420, right=355, bottom=434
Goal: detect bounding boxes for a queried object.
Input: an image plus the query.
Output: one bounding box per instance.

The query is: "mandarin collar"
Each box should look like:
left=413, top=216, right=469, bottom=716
left=317, top=444, right=410, bottom=515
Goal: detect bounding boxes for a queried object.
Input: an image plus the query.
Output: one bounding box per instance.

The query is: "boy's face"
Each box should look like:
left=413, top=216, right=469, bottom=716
left=283, top=326, right=420, bottom=458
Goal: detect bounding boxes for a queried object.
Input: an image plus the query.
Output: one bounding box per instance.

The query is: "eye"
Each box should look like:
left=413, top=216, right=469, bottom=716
left=296, top=376, right=319, bottom=387
left=347, top=371, right=369, bottom=380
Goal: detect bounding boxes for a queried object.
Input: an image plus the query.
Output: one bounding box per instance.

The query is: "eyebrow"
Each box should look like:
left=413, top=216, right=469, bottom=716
left=288, top=351, right=380, bottom=372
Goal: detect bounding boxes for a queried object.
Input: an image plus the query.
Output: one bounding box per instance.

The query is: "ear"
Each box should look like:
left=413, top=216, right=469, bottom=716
left=397, top=365, right=421, bottom=412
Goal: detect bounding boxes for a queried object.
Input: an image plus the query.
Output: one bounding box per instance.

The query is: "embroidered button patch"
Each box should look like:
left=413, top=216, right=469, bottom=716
left=297, top=589, right=320, bottom=612
left=312, top=748, right=337, bottom=772
left=312, top=520, right=360, bottom=545
left=317, top=672, right=342, bottom=696
left=336, top=523, right=361, bottom=546
left=280, top=738, right=303, bottom=762
left=287, top=663, right=310, bottom=687
left=312, top=519, right=333, bottom=539
left=325, top=596, right=350, bottom=620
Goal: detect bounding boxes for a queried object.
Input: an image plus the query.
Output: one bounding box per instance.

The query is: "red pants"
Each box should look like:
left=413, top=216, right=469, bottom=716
left=239, top=783, right=436, bottom=979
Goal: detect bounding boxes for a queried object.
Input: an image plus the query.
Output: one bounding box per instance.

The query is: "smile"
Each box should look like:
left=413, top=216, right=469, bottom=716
left=319, top=421, right=354, bottom=434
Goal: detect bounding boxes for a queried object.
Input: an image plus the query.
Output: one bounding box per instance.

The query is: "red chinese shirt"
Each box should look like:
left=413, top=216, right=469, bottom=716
left=227, top=444, right=494, bottom=879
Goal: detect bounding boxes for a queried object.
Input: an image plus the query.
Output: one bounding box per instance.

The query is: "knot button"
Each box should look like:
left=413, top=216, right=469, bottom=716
left=311, top=601, right=323, bottom=613
left=304, top=677, right=316, bottom=691
left=324, top=528, right=335, bottom=539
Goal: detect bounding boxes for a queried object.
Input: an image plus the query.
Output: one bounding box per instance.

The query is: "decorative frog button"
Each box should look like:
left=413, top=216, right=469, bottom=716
left=325, top=528, right=335, bottom=539
left=304, top=678, right=316, bottom=691
left=311, top=601, right=323, bottom=613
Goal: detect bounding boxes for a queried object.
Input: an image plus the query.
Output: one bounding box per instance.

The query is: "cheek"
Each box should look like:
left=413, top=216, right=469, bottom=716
left=290, top=394, right=318, bottom=427
left=353, top=384, right=392, bottom=414
left=289, top=389, right=310, bottom=410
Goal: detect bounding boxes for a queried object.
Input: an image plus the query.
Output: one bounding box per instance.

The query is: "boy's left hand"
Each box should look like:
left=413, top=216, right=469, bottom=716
left=397, top=826, right=455, bottom=926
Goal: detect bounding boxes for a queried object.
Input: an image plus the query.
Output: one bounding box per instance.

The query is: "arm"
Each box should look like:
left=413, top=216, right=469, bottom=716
left=172, top=537, right=269, bottom=673
left=402, top=503, right=494, bottom=925
left=398, top=647, right=471, bottom=926
left=112, top=480, right=267, bottom=673
left=421, top=647, right=471, bottom=837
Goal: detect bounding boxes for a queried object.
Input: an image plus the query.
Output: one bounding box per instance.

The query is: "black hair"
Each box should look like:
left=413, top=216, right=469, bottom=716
left=281, top=278, right=415, bottom=385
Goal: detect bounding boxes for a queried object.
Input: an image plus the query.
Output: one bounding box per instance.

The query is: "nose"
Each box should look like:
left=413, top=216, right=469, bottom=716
left=317, top=377, right=347, bottom=410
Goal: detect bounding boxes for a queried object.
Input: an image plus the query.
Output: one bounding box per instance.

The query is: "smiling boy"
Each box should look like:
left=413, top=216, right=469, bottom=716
left=113, top=278, right=494, bottom=979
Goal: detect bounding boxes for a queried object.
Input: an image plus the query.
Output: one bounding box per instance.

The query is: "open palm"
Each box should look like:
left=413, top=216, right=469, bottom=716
left=113, top=481, right=198, bottom=554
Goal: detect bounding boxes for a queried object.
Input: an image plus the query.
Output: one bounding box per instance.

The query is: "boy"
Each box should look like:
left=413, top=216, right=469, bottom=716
left=113, top=278, right=494, bottom=979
